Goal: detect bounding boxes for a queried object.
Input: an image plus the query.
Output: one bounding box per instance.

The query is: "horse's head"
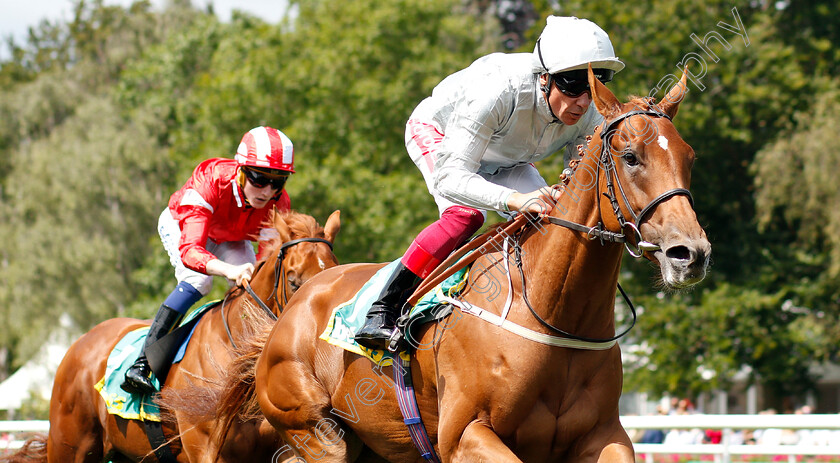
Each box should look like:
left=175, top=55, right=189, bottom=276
left=588, top=66, right=710, bottom=288
left=260, top=210, right=341, bottom=302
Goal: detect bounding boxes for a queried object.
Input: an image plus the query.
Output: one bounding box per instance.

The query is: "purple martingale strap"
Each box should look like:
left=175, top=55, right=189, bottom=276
left=393, top=356, right=441, bottom=462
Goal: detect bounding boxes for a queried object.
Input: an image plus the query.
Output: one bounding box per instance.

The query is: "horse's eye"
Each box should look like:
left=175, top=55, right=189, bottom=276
left=288, top=278, right=301, bottom=292
left=622, top=152, right=639, bottom=167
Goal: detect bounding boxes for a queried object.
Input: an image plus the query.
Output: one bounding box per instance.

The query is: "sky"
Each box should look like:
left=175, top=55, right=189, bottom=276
left=0, top=0, right=288, bottom=59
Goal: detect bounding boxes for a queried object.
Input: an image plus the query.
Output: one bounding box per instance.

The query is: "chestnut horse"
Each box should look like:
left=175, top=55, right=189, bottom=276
left=5, top=210, right=340, bottom=463
left=214, top=70, right=710, bottom=462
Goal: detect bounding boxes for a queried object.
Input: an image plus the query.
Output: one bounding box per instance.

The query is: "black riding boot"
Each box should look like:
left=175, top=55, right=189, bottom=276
left=121, top=305, right=182, bottom=395
left=354, top=262, right=421, bottom=350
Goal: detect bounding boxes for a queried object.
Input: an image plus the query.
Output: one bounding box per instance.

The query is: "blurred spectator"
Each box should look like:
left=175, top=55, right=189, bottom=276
left=639, top=428, right=665, bottom=444
left=663, top=397, right=703, bottom=444
left=754, top=408, right=782, bottom=445
left=638, top=406, right=668, bottom=444
left=664, top=427, right=704, bottom=445
left=624, top=413, right=645, bottom=443
left=775, top=406, right=799, bottom=445
left=703, top=429, right=722, bottom=444
left=675, top=398, right=695, bottom=415
left=728, top=429, right=756, bottom=445
left=794, top=404, right=813, bottom=445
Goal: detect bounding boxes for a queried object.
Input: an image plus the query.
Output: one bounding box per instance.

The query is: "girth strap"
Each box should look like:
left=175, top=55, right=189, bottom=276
left=144, top=420, right=178, bottom=463
left=393, top=357, right=441, bottom=463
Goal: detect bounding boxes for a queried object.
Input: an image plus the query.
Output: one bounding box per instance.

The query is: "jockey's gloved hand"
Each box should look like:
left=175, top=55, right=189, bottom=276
left=206, top=260, right=255, bottom=286
left=506, top=187, right=562, bottom=215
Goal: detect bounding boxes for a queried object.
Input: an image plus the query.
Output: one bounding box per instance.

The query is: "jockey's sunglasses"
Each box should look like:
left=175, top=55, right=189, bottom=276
left=243, top=168, right=288, bottom=190
left=552, top=68, right=615, bottom=97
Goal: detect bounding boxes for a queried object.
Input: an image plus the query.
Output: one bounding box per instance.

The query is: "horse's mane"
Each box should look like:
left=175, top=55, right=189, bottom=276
left=157, top=298, right=274, bottom=424
left=627, top=95, right=657, bottom=106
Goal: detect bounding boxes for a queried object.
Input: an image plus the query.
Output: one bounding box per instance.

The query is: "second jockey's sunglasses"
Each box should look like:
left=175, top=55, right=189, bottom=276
left=552, top=68, right=615, bottom=97
left=243, top=168, right=289, bottom=190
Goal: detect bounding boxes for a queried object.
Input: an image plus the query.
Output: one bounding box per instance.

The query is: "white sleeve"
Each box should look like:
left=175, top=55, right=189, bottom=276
left=431, top=88, right=517, bottom=212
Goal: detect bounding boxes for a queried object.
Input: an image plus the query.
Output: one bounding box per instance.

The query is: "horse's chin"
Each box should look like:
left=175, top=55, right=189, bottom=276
left=653, top=249, right=710, bottom=290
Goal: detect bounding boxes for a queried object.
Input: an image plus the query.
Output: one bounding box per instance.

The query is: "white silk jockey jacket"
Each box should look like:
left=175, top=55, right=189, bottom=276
left=408, top=52, right=604, bottom=212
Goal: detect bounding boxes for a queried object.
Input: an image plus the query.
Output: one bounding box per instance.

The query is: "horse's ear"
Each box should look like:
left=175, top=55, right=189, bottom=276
left=272, top=207, right=292, bottom=242
left=323, top=210, right=341, bottom=243
left=589, top=64, right=622, bottom=119
left=659, top=66, right=689, bottom=119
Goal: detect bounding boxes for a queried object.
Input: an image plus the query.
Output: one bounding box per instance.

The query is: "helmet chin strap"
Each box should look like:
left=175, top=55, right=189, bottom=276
left=540, top=73, right=562, bottom=124
left=535, top=39, right=562, bottom=124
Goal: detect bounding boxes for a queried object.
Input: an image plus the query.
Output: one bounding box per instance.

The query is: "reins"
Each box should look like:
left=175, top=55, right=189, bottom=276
left=222, top=237, right=334, bottom=348
left=407, top=214, right=530, bottom=307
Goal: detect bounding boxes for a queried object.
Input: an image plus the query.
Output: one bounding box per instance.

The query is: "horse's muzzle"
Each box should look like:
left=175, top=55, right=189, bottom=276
left=655, top=237, right=712, bottom=288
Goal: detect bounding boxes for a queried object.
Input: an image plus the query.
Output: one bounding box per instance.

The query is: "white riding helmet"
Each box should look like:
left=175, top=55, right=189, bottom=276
left=531, top=16, right=625, bottom=74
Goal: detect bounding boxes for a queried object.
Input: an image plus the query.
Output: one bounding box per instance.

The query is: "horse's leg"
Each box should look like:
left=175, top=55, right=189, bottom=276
left=594, top=426, right=635, bottom=463
left=445, top=420, right=522, bottom=463
left=259, top=360, right=361, bottom=463
left=597, top=442, right=635, bottom=463
left=176, top=420, right=213, bottom=463
left=47, top=346, right=106, bottom=462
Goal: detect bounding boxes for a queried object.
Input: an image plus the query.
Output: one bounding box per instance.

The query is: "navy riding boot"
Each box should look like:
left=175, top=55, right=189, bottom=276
left=120, top=305, right=182, bottom=395
left=121, top=282, right=202, bottom=395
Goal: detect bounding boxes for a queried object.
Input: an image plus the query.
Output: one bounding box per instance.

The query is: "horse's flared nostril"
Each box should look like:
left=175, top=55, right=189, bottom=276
left=665, top=245, right=693, bottom=262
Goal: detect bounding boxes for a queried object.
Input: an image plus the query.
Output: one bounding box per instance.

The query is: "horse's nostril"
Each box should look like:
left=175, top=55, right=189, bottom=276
left=665, top=245, right=692, bottom=261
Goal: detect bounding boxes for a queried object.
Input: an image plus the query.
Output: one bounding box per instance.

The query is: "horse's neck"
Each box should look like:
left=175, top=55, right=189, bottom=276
left=519, top=158, right=624, bottom=337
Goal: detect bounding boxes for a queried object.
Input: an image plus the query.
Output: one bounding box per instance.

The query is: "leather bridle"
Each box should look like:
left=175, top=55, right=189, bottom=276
left=524, top=103, right=696, bottom=343
left=545, top=102, right=694, bottom=257
left=224, top=237, right=334, bottom=348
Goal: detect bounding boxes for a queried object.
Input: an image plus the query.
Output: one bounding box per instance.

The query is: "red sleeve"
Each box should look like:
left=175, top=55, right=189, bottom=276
left=175, top=163, right=225, bottom=274
left=179, top=206, right=216, bottom=273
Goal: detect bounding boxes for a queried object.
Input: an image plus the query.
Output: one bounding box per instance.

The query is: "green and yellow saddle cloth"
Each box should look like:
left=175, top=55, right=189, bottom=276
left=94, top=300, right=218, bottom=421
left=319, top=259, right=470, bottom=365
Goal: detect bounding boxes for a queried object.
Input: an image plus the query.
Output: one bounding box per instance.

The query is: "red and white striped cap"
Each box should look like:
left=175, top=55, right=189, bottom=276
left=235, top=126, right=295, bottom=173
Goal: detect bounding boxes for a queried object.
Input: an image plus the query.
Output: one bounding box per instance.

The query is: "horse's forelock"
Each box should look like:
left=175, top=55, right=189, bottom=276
left=258, top=211, right=326, bottom=265
left=626, top=95, right=658, bottom=110
left=279, top=210, right=324, bottom=240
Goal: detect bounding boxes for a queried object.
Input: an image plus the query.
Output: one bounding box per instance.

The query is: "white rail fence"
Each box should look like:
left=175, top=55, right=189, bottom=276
left=2, top=415, right=840, bottom=461
left=622, top=414, right=840, bottom=462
